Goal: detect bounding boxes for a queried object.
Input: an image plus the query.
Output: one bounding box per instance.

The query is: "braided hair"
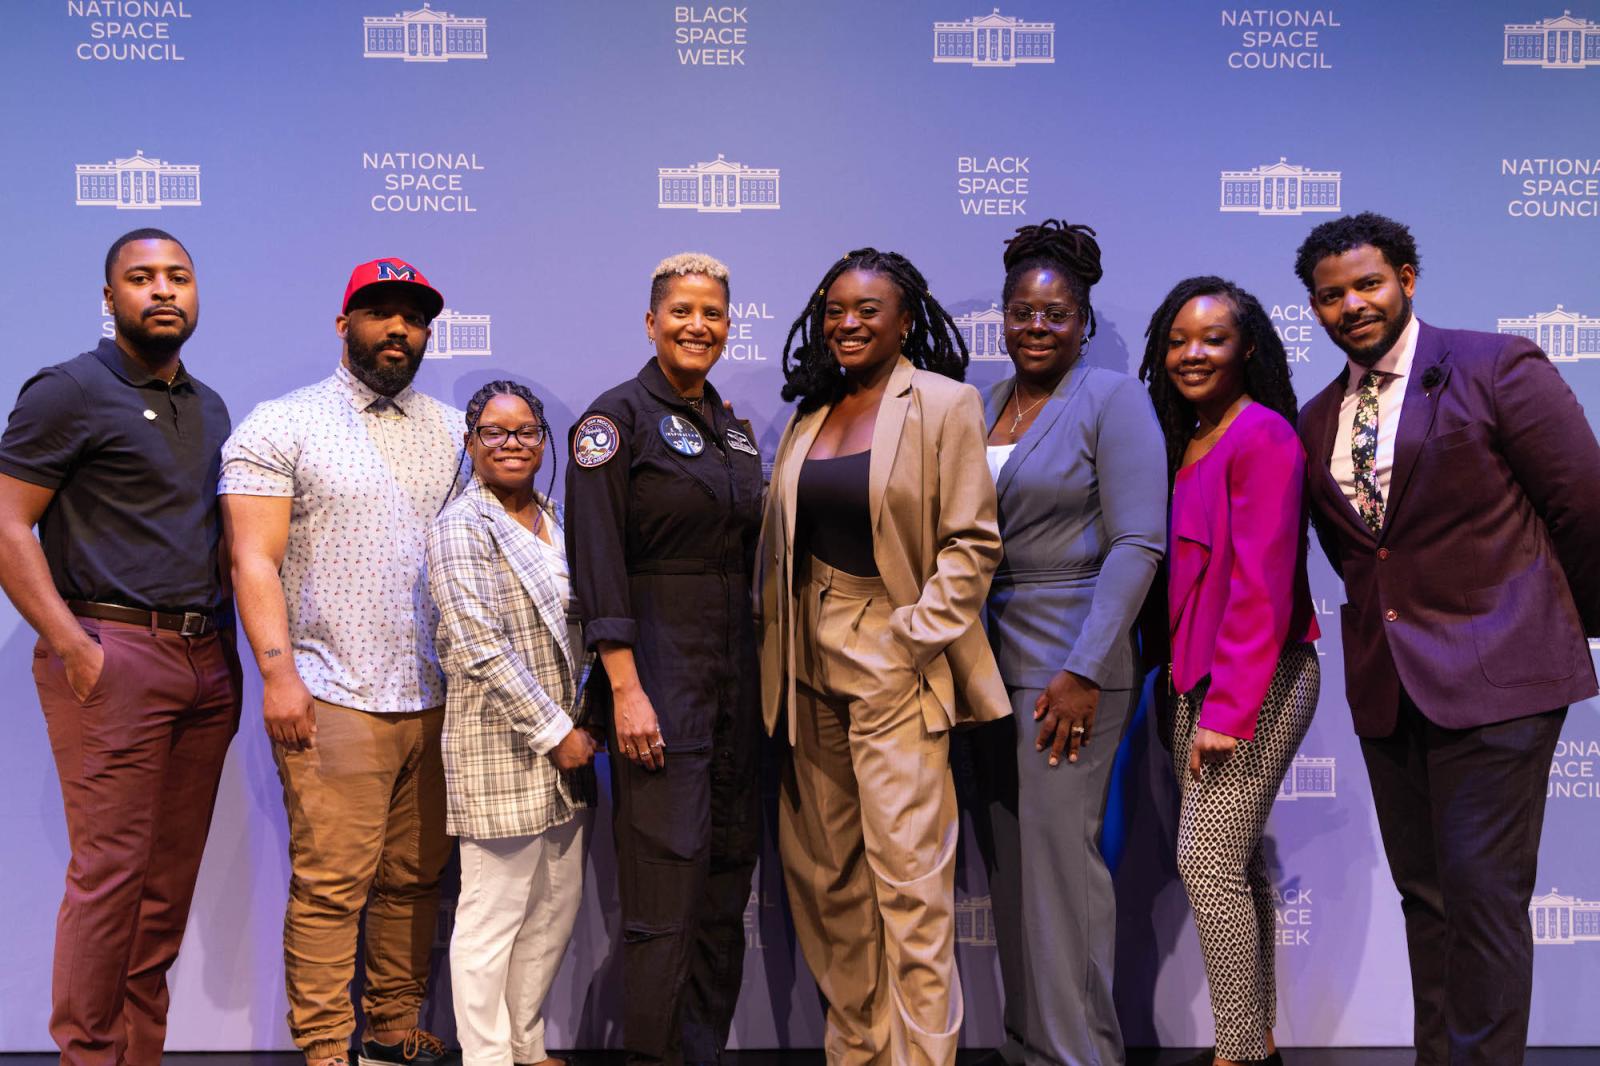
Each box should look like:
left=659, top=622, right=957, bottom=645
left=1136, top=276, right=1299, bottom=480
left=780, top=248, right=968, bottom=413
left=443, top=379, right=557, bottom=507
left=1001, top=219, right=1104, bottom=340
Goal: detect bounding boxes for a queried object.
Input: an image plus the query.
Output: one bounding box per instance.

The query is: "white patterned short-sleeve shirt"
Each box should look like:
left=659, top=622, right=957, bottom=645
left=220, top=364, right=465, bottom=713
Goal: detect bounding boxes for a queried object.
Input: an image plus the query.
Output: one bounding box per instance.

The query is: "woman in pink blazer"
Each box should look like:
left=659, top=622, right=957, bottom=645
left=1137, top=276, right=1320, bottom=1066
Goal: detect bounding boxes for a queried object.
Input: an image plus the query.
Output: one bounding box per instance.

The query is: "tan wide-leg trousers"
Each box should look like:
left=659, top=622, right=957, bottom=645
left=778, top=557, right=962, bottom=1066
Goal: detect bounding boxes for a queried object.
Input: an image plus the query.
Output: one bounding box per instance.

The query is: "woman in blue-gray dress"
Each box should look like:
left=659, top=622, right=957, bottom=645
left=969, top=219, right=1167, bottom=1066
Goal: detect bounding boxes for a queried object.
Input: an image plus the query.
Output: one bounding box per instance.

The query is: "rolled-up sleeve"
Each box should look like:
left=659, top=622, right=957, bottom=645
left=890, top=385, right=1003, bottom=668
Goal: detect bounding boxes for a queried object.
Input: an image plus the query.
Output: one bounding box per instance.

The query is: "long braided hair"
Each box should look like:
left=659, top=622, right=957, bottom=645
left=443, top=379, right=557, bottom=507
left=1001, top=219, right=1104, bottom=341
left=779, top=248, right=968, bottom=413
left=1136, top=276, right=1299, bottom=480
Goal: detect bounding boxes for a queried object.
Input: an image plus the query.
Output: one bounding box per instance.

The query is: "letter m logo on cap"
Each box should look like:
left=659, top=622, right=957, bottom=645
left=376, top=260, right=416, bottom=281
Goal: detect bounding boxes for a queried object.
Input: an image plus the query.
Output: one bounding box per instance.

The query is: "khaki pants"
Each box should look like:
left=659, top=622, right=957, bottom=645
left=778, top=558, right=961, bottom=1066
left=274, top=700, right=451, bottom=1060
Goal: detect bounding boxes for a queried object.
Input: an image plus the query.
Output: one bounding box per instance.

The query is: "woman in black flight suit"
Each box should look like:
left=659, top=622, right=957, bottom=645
left=564, top=252, right=762, bottom=1066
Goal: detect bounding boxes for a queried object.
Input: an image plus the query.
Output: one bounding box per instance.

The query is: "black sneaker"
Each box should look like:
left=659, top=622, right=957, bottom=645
left=357, top=1029, right=461, bottom=1066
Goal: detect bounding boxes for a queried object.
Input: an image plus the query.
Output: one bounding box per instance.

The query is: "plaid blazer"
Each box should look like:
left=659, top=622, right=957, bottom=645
left=426, top=477, right=596, bottom=839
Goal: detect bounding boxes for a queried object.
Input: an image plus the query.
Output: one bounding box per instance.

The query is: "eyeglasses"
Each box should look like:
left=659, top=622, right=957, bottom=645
left=1004, top=304, right=1082, bottom=330
left=473, top=424, right=546, bottom=449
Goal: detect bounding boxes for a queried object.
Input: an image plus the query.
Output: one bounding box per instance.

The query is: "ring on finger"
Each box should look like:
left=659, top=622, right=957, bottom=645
left=1070, top=725, right=1086, bottom=735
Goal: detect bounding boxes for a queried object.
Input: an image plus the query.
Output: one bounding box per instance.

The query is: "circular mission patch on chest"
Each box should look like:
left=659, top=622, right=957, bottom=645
left=573, top=414, right=621, bottom=468
left=659, top=414, right=705, bottom=457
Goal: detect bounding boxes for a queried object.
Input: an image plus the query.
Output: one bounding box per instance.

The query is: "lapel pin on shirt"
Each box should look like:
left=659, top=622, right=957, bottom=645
left=1420, top=365, right=1445, bottom=395
left=142, top=409, right=158, bottom=420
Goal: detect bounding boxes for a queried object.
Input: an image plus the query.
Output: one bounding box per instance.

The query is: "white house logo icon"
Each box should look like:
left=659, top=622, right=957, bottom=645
left=1221, top=158, right=1341, bottom=216
left=75, top=150, right=199, bottom=210
left=955, top=894, right=997, bottom=946
left=364, top=3, right=486, bottom=62
left=1497, top=305, right=1600, bottom=361
left=657, top=155, right=779, bottom=213
left=1277, top=755, right=1336, bottom=801
left=1531, top=889, right=1600, bottom=944
left=933, top=8, right=1054, bottom=66
left=1504, top=11, right=1599, bottom=68
left=424, top=308, right=491, bottom=359
left=953, top=305, right=1010, bottom=361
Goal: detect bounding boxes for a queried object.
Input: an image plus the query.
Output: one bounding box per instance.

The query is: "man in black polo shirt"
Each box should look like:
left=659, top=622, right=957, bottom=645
left=0, top=228, right=239, bottom=1066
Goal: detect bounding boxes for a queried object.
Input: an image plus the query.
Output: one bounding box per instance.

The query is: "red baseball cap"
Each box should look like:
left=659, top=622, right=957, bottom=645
left=341, top=257, right=444, bottom=320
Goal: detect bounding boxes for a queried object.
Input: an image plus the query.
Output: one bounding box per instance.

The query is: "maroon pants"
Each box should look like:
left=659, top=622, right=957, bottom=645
left=34, top=617, right=241, bottom=1066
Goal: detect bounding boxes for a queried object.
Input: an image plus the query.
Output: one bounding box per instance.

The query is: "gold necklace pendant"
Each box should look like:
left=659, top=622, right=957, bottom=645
left=1009, top=384, right=1047, bottom=436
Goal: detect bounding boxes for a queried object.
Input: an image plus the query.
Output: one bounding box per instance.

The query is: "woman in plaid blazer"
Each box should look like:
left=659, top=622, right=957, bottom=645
left=426, top=381, right=598, bottom=1066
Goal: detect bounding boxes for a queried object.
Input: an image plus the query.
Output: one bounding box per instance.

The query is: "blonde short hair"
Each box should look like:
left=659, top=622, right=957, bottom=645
left=649, top=251, right=731, bottom=309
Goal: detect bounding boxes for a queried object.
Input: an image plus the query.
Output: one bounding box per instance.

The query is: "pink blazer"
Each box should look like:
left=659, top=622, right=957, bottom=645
left=1169, top=402, right=1319, bottom=740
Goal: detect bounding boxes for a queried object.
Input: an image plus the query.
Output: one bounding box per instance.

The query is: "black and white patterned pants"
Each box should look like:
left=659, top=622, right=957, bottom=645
left=1172, top=642, right=1320, bottom=1061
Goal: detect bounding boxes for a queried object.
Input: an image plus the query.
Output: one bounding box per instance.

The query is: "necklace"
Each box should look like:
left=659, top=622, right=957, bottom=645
left=680, top=392, right=704, bottom=415
left=1008, top=383, right=1048, bottom=439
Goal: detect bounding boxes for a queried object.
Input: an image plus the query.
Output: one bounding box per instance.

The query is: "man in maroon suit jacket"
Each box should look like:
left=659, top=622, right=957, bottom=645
left=1295, top=212, right=1600, bottom=1066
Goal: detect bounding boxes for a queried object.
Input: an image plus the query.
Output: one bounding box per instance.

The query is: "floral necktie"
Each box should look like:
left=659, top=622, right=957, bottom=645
left=1351, top=370, right=1383, bottom=535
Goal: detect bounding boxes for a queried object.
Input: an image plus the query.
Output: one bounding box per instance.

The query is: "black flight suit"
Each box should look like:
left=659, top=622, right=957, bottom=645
left=564, top=359, right=762, bottom=1066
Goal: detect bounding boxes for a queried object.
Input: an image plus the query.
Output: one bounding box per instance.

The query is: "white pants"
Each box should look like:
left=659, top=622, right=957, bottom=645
left=451, top=811, right=591, bottom=1066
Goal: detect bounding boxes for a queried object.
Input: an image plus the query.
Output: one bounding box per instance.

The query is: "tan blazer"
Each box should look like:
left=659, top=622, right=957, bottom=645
left=759, top=356, right=1011, bottom=741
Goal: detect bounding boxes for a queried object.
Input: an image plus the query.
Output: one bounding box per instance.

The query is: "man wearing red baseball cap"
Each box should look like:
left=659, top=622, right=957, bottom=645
left=221, top=258, right=464, bottom=1066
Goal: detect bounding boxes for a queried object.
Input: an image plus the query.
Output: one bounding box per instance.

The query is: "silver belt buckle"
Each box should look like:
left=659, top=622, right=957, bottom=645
left=179, top=611, right=209, bottom=637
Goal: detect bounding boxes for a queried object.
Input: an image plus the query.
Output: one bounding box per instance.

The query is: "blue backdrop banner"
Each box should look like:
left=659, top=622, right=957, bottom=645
left=2, top=0, right=1597, bottom=1052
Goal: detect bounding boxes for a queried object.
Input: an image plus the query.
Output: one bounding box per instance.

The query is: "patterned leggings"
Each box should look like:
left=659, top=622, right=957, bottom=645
left=1172, top=642, right=1320, bottom=1061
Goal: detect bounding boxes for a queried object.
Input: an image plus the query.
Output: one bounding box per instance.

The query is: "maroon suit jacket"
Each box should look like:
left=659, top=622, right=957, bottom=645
left=1298, top=320, right=1600, bottom=737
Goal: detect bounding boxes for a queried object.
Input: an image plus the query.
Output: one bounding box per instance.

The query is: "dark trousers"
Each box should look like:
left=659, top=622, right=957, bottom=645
left=1360, top=693, right=1564, bottom=1066
left=35, top=618, right=241, bottom=1066
left=610, top=676, right=760, bottom=1065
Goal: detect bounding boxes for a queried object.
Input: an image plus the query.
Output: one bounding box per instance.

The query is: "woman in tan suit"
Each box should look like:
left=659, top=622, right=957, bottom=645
left=760, top=248, right=1010, bottom=1066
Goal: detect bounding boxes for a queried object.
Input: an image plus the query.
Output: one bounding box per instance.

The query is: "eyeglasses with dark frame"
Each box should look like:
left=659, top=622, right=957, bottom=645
left=473, top=424, right=546, bottom=449
left=1004, top=304, right=1083, bottom=330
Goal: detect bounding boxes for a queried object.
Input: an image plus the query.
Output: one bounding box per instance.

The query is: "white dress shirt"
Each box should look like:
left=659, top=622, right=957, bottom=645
left=1330, top=314, right=1420, bottom=512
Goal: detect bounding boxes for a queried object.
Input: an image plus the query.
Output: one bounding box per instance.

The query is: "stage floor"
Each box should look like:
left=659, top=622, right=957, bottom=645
left=1, top=1052, right=1595, bottom=1064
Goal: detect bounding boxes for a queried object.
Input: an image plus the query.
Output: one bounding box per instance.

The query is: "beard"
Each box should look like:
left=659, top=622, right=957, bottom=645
left=1332, top=293, right=1413, bottom=367
left=116, top=305, right=196, bottom=357
left=346, top=333, right=425, bottom=396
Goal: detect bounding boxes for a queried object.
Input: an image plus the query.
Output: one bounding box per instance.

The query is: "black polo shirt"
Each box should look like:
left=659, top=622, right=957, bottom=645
left=0, top=338, right=231, bottom=613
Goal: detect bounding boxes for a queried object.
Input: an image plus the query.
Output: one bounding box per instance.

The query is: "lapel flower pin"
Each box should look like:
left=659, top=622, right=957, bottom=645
left=1420, top=365, right=1445, bottom=393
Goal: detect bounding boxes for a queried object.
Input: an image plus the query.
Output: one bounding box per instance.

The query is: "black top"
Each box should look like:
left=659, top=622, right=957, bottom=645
left=796, top=450, right=878, bottom=577
left=563, top=358, right=765, bottom=649
left=0, top=339, right=232, bottom=613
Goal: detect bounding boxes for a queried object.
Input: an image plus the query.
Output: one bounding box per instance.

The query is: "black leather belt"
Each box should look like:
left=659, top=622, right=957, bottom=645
left=68, top=600, right=217, bottom=637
